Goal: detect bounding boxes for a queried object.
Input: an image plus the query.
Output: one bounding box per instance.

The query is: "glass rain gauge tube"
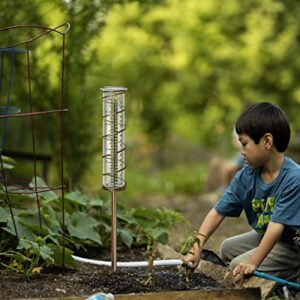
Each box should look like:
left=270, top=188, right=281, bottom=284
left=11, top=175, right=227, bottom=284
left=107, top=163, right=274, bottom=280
left=101, top=86, right=127, bottom=271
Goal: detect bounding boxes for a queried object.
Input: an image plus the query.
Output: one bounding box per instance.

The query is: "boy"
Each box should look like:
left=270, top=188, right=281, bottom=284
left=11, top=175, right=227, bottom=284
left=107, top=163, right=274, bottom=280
left=185, top=102, right=300, bottom=280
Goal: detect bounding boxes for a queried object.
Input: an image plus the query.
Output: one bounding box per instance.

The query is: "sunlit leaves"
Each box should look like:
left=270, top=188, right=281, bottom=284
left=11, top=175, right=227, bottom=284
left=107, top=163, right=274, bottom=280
left=98, top=0, right=300, bottom=147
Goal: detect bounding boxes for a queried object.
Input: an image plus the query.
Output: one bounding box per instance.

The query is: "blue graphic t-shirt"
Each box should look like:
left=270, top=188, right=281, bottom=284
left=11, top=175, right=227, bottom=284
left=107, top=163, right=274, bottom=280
left=214, top=157, right=300, bottom=245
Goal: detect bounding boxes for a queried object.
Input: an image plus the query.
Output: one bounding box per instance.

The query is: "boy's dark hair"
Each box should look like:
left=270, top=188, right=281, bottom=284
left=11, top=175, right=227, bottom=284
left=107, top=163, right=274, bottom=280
left=235, top=102, right=290, bottom=152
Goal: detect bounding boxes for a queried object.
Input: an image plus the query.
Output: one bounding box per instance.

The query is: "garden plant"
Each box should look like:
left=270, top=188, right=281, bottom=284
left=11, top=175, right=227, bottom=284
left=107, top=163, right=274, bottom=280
left=0, top=157, right=225, bottom=298
left=0, top=156, right=183, bottom=269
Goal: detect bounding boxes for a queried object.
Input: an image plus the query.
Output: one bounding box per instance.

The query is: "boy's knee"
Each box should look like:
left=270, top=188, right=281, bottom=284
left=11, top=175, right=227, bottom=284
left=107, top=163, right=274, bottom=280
left=220, top=242, right=244, bottom=270
left=219, top=238, right=233, bottom=263
left=229, top=256, right=241, bottom=270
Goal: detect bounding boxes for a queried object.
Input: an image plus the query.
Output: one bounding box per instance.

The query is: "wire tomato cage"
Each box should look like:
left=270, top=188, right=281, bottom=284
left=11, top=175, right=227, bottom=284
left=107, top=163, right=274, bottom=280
left=0, top=23, right=70, bottom=267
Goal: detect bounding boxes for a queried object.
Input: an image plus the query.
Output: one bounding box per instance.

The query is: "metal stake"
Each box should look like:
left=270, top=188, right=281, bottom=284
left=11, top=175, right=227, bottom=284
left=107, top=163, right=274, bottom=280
left=111, top=190, right=117, bottom=272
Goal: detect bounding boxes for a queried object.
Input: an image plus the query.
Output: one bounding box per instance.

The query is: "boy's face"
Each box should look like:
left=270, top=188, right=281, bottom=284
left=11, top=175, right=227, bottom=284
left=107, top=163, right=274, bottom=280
left=238, top=134, right=269, bottom=169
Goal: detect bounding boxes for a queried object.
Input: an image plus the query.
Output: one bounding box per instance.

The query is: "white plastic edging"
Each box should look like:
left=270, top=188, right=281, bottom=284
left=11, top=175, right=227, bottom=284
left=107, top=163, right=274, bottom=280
left=72, top=255, right=187, bottom=268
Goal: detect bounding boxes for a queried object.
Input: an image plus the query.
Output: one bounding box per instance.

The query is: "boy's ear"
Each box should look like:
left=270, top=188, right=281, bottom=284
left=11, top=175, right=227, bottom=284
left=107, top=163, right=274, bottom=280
left=263, top=133, right=273, bottom=149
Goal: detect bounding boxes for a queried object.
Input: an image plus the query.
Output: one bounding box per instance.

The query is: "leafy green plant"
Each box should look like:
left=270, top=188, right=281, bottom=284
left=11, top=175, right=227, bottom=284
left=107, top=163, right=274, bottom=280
left=0, top=236, right=75, bottom=276
left=0, top=145, right=189, bottom=278
left=131, top=207, right=187, bottom=245
left=0, top=175, right=189, bottom=276
left=130, top=207, right=187, bottom=286
left=179, top=230, right=201, bottom=285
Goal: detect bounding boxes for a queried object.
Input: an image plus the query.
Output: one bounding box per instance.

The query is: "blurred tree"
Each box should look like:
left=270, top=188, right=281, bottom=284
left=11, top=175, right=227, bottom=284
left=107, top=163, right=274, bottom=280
left=96, top=0, right=300, bottom=151
left=1, top=0, right=300, bottom=187
left=36, top=0, right=160, bottom=186
left=0, top=1, right=43, bottom=26
left=0, top=0, right=134, bottom=186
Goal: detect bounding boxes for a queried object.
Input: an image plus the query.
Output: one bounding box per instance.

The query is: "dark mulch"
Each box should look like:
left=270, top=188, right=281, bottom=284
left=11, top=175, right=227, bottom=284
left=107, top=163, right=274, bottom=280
left=0, top=247, right=222, bottom=299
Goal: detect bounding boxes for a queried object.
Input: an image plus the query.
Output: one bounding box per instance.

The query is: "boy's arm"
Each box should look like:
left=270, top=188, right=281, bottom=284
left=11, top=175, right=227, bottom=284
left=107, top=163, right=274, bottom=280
left=184, top=208, right=225, bottom=269
left=233, top=221, right=284, bottom=276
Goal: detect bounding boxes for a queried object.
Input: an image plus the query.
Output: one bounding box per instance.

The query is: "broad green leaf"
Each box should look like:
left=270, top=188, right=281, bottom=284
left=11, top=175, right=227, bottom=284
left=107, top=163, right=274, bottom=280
left=0, top=191, right=35, bottom=207
left=29, top=177, right=58, bottom=202
left=66, top=212, right=102, bottom=245
left=48, top=243, right=76, bottom=269
left=47, top=228, right=61, bottom=245
left=119, top=228, right=133, bottom=248
left=117, top=210, right=135, bottom=224
left=40, top=245, right=54, bottom=263
left=65, top=191, right=89, bottom=206
left=2, top=215, right=35, bottom=239
left=43, top=206, right=61, bottom=234
left=89, top=198, right=104, bottom=207
left=146, top=227, right=168, bottom=243
left=0, top=206, right=10, bottom=223
left=17, top=238, right=36, bottom=250
left=132, top=208, right=159, bottom=228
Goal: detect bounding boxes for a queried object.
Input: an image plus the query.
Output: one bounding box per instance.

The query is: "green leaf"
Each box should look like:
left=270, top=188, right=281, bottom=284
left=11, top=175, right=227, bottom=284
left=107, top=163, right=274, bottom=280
left=89, top=198, right=104, bottom=207
left=117, top=209, right=135, bottom=224
left=2, top=162, right=15, bottom=170
left=40, top=245, right=54, bottom=264
left=146, top=227, right=169, bottom=244
left=119, top=228, right=133, bottom=248
left=43, top=206, right=61, bottom=234
left=2, top=217, right=34, bottom=239
left=1, top=155, right=16, bottom=170
left=132, top=208, right=159, bottom=229
left=1, top=155, right=16, bottom=166
left=47, top=228, right=61, bottom=245
left=0, top=190, right=35, bottom=207
left=17, top=238, right=35, bottom=251
left=65, top=191, right=89, bottom=206
left=29, top=177, right=58, bottom=202
left=0, top=206, right=11, bottom=223
left=66, top=212, right=102, bottom=245
left=48, top=243, right=76, bottom=269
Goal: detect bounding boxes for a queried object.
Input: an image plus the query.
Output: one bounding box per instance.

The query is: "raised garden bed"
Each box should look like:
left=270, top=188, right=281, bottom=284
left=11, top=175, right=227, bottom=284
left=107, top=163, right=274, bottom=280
left=2, top=245, right=297, bottom=300
left=0, top=247, right=224, bottom=299
left=0, top=262, right=223, bottom=299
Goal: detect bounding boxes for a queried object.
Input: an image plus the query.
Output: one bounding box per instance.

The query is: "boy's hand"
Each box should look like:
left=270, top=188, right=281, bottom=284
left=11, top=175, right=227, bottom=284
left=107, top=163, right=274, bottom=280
left=183, top=246, right=202, bottom=270
left=233, top=261, right=257, bottom=277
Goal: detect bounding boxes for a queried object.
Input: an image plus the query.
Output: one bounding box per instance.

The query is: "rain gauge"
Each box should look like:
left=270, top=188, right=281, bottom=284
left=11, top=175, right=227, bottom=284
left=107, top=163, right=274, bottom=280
left=101, top=86, right=126, bottom=271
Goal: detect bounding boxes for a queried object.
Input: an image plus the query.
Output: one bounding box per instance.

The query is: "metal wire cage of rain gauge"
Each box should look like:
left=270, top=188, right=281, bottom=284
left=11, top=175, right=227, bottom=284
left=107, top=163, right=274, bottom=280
left=101, top=86, right=127, bottom=271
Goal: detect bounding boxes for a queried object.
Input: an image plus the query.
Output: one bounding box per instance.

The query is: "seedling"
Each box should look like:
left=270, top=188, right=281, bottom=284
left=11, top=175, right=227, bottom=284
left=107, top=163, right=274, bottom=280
left=141, top=235, right=154, bottom=286
left=179, top=230, right=201, bottom=285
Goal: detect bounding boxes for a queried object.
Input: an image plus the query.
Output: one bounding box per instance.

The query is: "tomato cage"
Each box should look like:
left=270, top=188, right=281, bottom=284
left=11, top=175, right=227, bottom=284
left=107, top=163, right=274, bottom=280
left=0, top=23, right=70, bottom=266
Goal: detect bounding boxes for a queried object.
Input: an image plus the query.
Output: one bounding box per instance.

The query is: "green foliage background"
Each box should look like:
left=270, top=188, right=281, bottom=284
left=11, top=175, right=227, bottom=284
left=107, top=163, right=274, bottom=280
left=1, top=0, right=300, bottom=196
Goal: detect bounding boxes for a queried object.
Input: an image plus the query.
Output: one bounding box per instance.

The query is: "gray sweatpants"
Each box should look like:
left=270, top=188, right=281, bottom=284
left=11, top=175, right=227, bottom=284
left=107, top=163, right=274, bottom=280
left=219, top=230, right=300, bottom=281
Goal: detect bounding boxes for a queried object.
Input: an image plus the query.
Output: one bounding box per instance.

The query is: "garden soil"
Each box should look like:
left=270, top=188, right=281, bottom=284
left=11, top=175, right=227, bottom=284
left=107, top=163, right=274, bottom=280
left=0, top=247, right=222, bottom=299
